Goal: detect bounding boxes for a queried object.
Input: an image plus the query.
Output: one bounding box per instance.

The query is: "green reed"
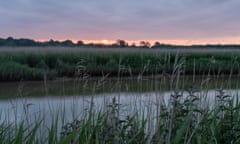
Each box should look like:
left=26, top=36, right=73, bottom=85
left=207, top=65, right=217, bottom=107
left=1, top=50, right=240, bottom=143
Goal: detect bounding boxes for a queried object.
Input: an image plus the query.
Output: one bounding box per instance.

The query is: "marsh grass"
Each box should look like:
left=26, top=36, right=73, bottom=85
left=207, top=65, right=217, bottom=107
left=1, top=51, right=240, bottom=143
left=0, top=48, right=240, bottom=81
left=2, top=90, right=240, bottom=143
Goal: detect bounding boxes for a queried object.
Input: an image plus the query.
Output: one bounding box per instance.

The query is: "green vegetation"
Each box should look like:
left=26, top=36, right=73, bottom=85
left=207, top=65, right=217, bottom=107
left=1, top=87, right=240, bottom=143
left=1, top=48, right=240, bottom=143
left=0, top=48, right=240, bottom=81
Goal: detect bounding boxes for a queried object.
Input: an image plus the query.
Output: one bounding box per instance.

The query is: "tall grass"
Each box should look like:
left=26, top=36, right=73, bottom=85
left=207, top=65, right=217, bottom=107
left=1, top=90, right=240, bottom=143
left=1, top=50, right=240, bottom=143
left=0, top=48, right=240, bottom=80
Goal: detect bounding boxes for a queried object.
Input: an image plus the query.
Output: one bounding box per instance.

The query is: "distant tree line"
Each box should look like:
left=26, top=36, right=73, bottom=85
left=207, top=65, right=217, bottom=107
left=0, top=37, right=152, bottom=48
left=0, top=37, right=84, bottom=47
left=0, top=37, right=240, bottom=49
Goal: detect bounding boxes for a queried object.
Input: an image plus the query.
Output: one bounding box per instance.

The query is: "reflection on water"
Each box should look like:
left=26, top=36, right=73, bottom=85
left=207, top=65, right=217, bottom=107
left=1, top=75, right=240, bottom=99
left=1, top=75, right=240, bottom=131
left=1, top=90, right=240, bottom=126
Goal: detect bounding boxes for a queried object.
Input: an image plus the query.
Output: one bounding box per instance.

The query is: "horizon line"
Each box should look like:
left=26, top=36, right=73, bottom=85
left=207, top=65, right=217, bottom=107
left=2, top=37, right=240, bottom=46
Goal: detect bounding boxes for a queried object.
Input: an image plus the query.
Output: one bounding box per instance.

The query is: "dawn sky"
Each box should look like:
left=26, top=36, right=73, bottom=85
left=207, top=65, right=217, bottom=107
left=1, top=0, right=240, bottom=45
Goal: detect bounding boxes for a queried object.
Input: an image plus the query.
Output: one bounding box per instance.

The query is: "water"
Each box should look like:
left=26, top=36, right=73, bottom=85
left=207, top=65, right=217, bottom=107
left=1, top=90, right=240, bottom=124
left=0, top=76, right=240, bottom=130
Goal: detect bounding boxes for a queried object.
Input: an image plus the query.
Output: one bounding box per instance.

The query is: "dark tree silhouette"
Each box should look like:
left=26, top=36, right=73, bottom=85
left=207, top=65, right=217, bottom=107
left=116, top=39, right=128, bottom=47
left=154, top=41, right=161, bottom=46
left=61, top=40, right=74, bottom=47
left=139, top=41, right=151, bottom=48
left=77, top=40, right=84, bottom=46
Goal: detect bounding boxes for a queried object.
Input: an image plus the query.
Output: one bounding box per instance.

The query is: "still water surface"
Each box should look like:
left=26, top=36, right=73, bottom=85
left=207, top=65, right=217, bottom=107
left=0, top=76, right=240, bottom=126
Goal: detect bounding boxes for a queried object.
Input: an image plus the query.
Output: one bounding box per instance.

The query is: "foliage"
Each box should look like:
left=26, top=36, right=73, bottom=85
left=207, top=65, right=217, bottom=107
left=1, top=52, right=240, bottom=143
left=0, top=50, right=240, bottom=80
left=1, top=88, right=240, bottom=143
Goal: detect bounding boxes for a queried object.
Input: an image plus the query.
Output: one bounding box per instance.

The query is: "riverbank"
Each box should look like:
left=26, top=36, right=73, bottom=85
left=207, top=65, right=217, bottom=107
left=1, top=74, right=240, bottom=99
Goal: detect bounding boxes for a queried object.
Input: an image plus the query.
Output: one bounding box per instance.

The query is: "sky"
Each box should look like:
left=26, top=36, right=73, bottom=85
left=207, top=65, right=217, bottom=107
left=1, top=0, right=240, bottom=45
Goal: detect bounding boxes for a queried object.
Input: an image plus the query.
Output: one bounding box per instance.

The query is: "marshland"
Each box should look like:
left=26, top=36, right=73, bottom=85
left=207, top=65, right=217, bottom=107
left=1, top=47, right=240, bottom=143
left=2, top=0, right=240, bottom=142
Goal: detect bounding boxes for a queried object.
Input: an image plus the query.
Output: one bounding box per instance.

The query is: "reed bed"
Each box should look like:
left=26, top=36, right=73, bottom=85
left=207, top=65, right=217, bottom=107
left=1, top=80, right=240, bottom=143
left=1, top=49, right=240, bottom=143
left=0, top=47, right=240, bottom=81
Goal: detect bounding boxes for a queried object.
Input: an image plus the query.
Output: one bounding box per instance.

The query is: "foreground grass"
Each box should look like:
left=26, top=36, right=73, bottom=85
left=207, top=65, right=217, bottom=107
left=0, top=47, right=240, bottom=81
left=1, top=89, right=240, bottom=144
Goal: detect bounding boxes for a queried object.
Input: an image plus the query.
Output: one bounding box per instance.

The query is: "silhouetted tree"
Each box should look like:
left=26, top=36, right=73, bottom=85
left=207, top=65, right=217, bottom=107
left=116, top=39, right=128, bottom=47
left=17, top=38, right=36, bottom=46
left=139, top=41, right=151, bottom=48
left=154, top=41, right=161, bottom=46
left=5, top=37, right=16, bottom=46
left=61, top=40, right=74, bottom=47
left=0, top=38, right=4, bottom=46
left=45, top=39, right=61, bottom=46
left=131, top=43, right=136, bottom=47
left=77, top=40, right=84, bottom=46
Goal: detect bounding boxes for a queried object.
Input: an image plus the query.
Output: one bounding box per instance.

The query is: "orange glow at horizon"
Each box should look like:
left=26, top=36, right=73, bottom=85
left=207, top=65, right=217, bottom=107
left=37, top=37, right=240, bottom=46
left=101, top=40, right=111, bottom=45
left=82, top=37, right=240, bottom=46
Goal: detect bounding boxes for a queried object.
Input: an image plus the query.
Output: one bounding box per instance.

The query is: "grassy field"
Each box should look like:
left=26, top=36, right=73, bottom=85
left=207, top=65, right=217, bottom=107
left=0, top=47, right=240, bottom=81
